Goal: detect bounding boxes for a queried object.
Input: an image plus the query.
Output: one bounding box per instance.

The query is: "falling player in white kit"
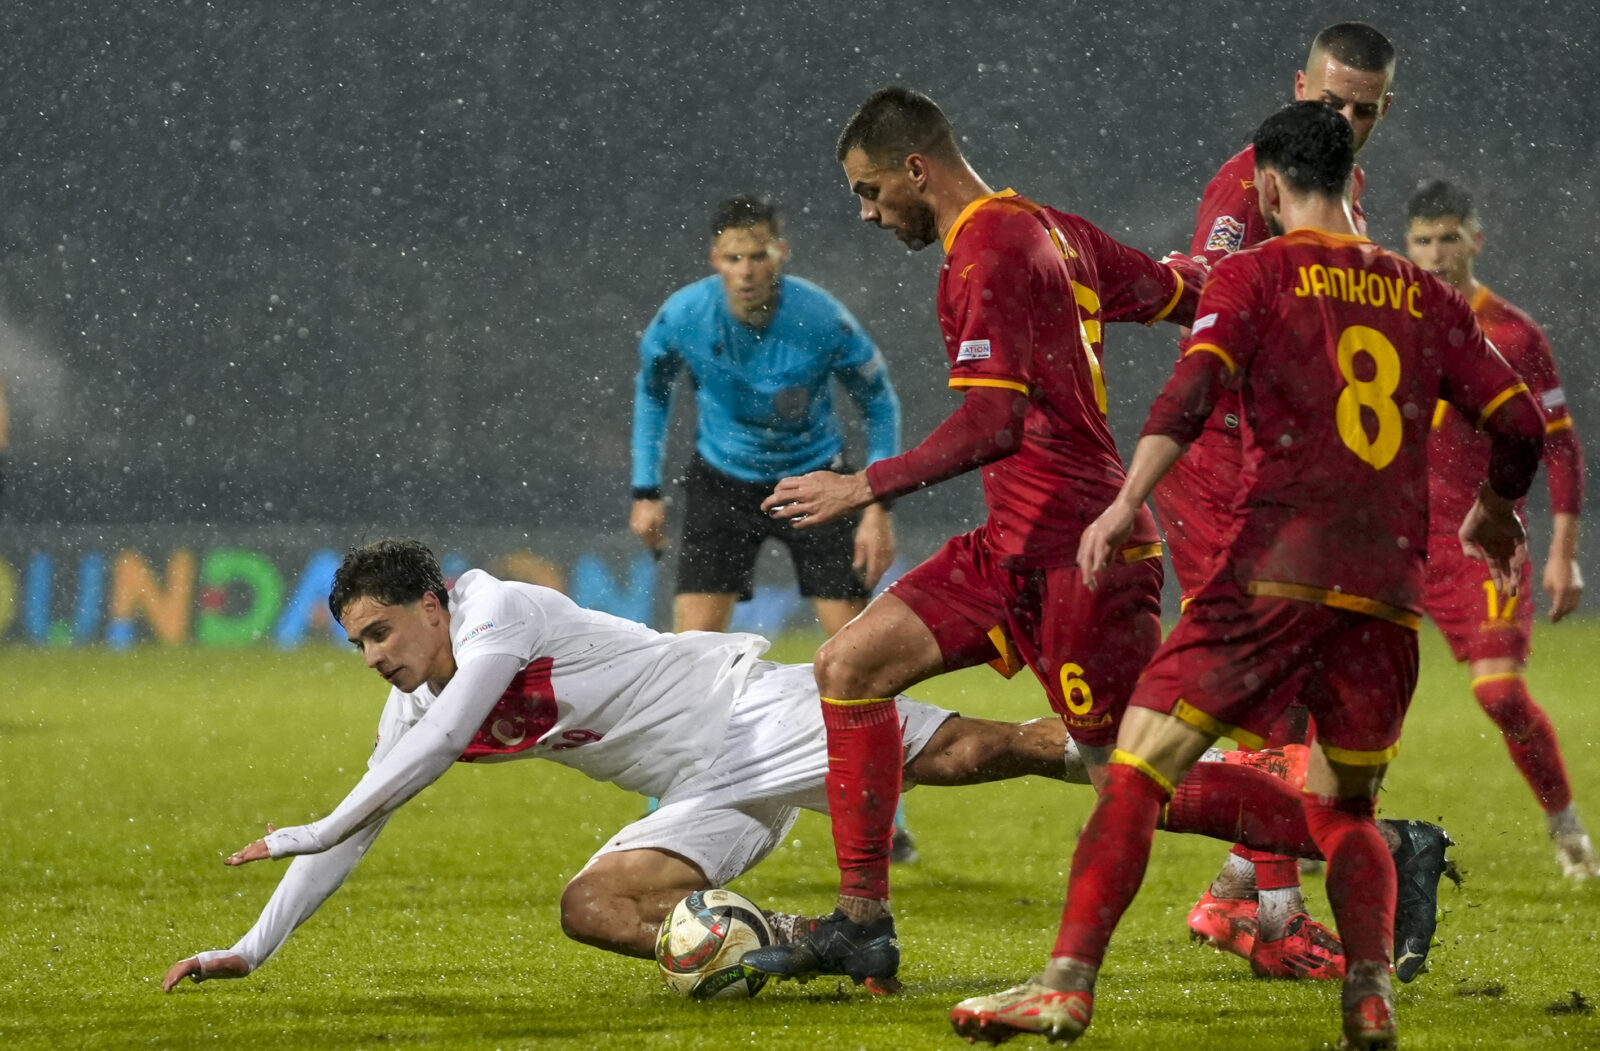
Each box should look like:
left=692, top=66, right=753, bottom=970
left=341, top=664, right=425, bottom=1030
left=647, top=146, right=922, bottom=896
left=161, top=538, right=1080, bottom=990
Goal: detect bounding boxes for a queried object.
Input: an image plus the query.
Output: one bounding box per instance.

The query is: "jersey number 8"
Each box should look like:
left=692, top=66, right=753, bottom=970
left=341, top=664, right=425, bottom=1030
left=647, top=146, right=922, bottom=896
left=1334, top=325, right=1403, bottom=471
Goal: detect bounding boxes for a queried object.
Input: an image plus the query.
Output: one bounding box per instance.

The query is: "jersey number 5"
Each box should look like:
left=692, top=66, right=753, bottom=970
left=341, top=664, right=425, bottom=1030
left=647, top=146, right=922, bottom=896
left=1047, top=226, right=1109, bottom=415
left=1335, top=325, right=1403, bottom=470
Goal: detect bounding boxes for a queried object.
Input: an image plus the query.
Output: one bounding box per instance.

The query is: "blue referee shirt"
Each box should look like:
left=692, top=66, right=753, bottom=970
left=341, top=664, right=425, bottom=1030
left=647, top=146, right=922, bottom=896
left=631, top=274, right=900, bottom=490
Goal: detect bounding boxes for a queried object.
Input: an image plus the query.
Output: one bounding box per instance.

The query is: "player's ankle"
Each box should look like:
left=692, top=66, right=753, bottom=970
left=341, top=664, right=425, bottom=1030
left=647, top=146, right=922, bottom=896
left=838, top=895, right=891, bottom=923
left=1039, top=955, right=1097, bottom=994
left=1255, top=887, right=1305, bottom=939
left=1547, top=802, right=1584, bottom=838
left=765, top=911, right=820, bottom=946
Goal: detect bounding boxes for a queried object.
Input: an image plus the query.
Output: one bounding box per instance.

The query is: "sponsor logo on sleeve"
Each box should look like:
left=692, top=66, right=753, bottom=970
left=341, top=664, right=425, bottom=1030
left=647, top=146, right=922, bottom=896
left=462, top=620, right=496, bottom=643
left=1542, top=387, right=1567, bottom=411
left=1204, top=215, right=1246, bottom=254
left=1190, top=312, right=1218, bottom=336
left=956, top=339, right=992, bottom=363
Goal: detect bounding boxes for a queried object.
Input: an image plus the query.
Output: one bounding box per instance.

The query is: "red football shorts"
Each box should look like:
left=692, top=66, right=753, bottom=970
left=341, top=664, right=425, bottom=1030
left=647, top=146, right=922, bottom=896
left=888, top=529, right=1163, bottom=747
left=1131, top=581, right=1419, bottom=762
left=1422, top=532, right=1534, bottom=664
left=1150, top=429, right=1243, bottom=599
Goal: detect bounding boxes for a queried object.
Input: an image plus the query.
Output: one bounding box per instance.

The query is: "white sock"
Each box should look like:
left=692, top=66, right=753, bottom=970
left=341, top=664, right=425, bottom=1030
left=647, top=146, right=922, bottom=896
left=1549, top=802, right=1586, bottom=839
left=1211, top=852, right=1257, bottom=899
left=1061, top=734, right=1091, bottom=785
left=1255, top=887, right=1304, bottom=940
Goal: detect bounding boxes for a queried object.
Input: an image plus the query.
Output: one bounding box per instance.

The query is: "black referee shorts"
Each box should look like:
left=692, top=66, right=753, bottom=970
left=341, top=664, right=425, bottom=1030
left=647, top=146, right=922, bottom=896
left=677, top=455, right=869, bottom=602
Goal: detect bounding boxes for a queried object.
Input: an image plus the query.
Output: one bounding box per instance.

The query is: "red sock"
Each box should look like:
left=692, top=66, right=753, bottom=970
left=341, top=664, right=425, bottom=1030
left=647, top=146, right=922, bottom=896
left=1052, top=763, right=1168, bottom=966
left=1219, top=744, right=1307, bottom=889
left=822, top=697, right=901, bottom=902
left=1302, top=793, right=1392, bottom=964
left=1252, top=855, right=1303, bottom=891
left=1473, top=674, right=1573, bottom=813
left=1164, top=762, right=1322, bottom=859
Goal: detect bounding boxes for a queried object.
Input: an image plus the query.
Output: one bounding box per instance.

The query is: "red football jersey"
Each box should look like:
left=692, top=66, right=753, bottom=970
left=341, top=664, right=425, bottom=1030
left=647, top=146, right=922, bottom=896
left=1182, top=229, right=1531, bottom=620
left=1151, top=146, right=1368, bottom=595
left=1428, top=284, right=1584, bottom=532
left=936, top=189, right=1187, bottom=568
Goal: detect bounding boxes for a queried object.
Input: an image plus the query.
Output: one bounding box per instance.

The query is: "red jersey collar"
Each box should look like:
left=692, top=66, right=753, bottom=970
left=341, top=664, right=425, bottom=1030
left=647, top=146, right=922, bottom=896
left=941, top=188, right=1019, bottom=254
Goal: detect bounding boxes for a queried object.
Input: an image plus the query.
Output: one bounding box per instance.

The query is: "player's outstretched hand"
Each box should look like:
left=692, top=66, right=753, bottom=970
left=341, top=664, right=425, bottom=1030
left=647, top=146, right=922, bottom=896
left=1543, top=558, right=1584, bottom=623
left=762, top=471, right=873, bottom=530
left=1459, top=491, right=1529, bottom=598
left=1077, top=500, right=1140, bottom=590
left=225, top=824, right=276, bottom=866
left=161, top=952, right=251, bottom=992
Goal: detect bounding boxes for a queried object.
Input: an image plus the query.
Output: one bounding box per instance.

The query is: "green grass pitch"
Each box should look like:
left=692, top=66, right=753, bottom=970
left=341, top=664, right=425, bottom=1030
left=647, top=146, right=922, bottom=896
left=2, top=624, right=1597, bottom=1049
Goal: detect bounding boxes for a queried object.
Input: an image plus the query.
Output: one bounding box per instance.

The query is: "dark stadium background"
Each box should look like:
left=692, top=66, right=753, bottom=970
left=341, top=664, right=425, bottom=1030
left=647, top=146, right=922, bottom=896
left=1, top=0, right=1593, bottom=534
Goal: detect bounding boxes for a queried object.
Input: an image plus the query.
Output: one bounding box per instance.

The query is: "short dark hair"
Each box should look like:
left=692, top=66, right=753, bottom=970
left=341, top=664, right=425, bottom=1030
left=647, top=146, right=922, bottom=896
left=1252, top=101, right=1355, bottom=197
left=328, top=538, right=449, bottom=622
left=1310, top=21, right=1395, bottom=74
left=711, top=194, right=781, bottom=238
left=835, top=86, right=962, bottom=167
left=1406, top=179, right=1476, bottom=225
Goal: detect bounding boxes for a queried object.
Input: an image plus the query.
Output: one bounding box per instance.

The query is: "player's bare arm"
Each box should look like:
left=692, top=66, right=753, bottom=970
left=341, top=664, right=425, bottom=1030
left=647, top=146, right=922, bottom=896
left=1081, top=337, right=1231, bottom=587
left=1543, top=512, right=1583, bottom=621
left=762, top=469, right=874, bottom=529
left=852, top=502, right=895, bottom=590
left=1078, top=434, right=1186, bottom=588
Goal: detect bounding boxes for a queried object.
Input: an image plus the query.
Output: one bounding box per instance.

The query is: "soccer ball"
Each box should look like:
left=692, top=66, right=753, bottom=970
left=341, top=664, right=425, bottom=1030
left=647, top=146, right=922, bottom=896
left=655, top=888, right=774, bottom=999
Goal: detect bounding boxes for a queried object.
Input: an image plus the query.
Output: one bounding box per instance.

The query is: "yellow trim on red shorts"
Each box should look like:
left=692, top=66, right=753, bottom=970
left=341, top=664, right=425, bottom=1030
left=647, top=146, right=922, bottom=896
left=1246, top=580, right=1422, bottom=631
left=1432, top=400, right=1449, bottom=429
left=1547, top=416, right=1573, bottom=434
left=949, top=376, right=1030, bottom=395
left=820, top=695, right=895, bottom=707
left=1476, top=382, right=1530, bottom=429
left=1469, top=671, right=1525, bottom=689
left=1109, top=748, right=1177, bottom=796
left=1320, top=741, right=1401, bottom=766
left=1121, top=542, right=1164, bottom=563
left=1173, top=699, right=1266, bottom=751
left=985, top=625, right=1025, bottom=680
left=1146, top=270, right=1186, bottom=325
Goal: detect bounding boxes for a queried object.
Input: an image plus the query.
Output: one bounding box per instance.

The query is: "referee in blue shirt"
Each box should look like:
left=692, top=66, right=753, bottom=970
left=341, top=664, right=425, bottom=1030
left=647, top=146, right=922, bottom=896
left=630, top=195, right=902, bottom=638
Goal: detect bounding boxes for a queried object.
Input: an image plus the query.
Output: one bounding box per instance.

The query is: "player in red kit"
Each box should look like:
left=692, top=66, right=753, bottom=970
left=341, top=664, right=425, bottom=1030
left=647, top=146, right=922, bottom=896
left=1159, top=23, right=1454, bottom=980
left=742, top=86, right=1447, bottom=997
left=1406, top=179, right=1597, bottom=880
left=740, top=86, right=1323, bottom=992
left=950, top=103, right=1544, bottom=1050
left=1157, top=21, right=1393, bottom=599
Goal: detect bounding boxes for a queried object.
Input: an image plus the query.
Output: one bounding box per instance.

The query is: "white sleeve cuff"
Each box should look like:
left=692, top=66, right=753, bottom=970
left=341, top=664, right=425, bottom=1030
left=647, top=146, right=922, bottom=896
left=264, top=825, right=324, bottom=859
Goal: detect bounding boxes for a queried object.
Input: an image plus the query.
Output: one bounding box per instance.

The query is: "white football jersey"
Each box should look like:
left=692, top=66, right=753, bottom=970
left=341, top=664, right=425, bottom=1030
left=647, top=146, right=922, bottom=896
left=370, top=570, right=769, bottom=798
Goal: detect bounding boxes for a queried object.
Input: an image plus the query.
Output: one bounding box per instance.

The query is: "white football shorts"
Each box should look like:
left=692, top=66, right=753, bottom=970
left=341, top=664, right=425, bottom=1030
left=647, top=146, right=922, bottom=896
left=583, top=661, right=954, bottom=885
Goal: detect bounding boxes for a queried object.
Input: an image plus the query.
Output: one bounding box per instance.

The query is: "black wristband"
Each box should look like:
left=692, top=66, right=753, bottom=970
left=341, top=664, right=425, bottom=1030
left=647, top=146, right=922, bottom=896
left=631, top=487, right=662, bottom=501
